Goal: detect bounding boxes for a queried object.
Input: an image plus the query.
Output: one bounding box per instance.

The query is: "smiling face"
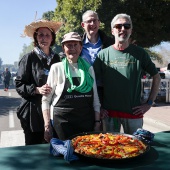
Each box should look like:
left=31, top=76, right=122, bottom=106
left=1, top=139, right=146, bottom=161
left=36, top=27, right=53, bottom=50
left=81, top=13, right=100, bottom=37
left=112, top=18, right=132, bottom=44
left=62, top=41, right=82, bottom=63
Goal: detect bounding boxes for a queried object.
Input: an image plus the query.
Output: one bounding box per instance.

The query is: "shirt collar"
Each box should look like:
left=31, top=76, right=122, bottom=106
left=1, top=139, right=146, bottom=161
left=84, top=34, right=101, bottom=45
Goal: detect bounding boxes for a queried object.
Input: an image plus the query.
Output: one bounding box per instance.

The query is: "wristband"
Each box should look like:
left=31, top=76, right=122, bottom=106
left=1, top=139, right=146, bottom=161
left=147, top=100, right=153, bottom=106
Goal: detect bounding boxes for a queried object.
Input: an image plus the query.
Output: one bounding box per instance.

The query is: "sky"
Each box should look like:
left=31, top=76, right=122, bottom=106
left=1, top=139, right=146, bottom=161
left=0, top=0, right=57, bottom=65
left=1, top=1, right=169, bottom=65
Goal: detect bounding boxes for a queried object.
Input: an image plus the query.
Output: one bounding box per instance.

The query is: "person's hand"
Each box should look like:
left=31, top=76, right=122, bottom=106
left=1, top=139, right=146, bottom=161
left=44, top=125, right=53, bottom=143
left=94, top=122, right=101, bottom=131
left=100, top=108, right=108, bottom=119
left=132, top=103, right=152, bottom=117
left=36, top=84, right=52, bottom=95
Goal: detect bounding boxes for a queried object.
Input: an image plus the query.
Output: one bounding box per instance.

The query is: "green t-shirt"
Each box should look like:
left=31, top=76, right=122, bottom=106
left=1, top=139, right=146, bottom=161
left=93, top=44, right=158, bottom=114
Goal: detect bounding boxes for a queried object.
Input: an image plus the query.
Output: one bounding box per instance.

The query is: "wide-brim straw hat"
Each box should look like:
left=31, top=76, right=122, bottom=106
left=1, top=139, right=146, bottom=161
left=23, top=19, right=62, bottom=37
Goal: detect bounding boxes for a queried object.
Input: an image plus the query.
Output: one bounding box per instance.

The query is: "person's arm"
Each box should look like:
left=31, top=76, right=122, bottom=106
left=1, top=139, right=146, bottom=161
left=147, top=73, right=161, bottom=103
left=133, top=73, right=161, bottom=116
left=42, top=64, right=58, bottom=141
left=35, top=84, right=52, bottom=95
left=90, top=67, right=101, bottom=112
left=141, top=49, right=161, bottom=103
left=89, top=67, right=101, bottom=131
left=42, top=109, right=52, bottom=142
left=43, top=109, right=51, bottom=127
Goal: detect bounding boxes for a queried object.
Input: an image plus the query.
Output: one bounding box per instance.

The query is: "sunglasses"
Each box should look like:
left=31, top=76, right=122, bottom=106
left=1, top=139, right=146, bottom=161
left=114, top=24, right=131, bottom=30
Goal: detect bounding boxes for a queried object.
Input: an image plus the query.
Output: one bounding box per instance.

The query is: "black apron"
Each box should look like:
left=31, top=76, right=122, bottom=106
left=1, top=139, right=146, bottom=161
left=53, top=77, right=95, bottom=140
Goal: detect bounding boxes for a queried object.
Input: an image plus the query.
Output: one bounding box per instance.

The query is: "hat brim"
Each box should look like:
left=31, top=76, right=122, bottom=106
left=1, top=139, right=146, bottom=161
left=24, top=20, right=62, bottom=37
left=61, top=38, right=82, bottom=44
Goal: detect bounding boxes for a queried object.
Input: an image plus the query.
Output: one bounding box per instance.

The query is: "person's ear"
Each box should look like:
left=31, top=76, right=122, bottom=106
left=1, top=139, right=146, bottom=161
left=111, top=29, right=114, bottom=36
left=81, top=22, right=85, bottom=28
left=62, top=45, right=65, bottom=52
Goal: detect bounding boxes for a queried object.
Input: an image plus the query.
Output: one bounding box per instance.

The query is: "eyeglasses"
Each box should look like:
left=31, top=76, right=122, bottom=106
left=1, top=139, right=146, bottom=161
left=83, top=19, right=99, bottom=24
left=113, top=24, right=131, bottom=30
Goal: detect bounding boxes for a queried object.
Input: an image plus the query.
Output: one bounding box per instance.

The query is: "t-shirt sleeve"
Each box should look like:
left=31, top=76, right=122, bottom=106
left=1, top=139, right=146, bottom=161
left=140, top=48, right=158, bottom=77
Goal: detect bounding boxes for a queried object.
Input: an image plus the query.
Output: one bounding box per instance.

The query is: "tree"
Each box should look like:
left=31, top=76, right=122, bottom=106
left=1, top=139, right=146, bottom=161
left=42, top=11, right=55, bottom=21
left=144, top=48, right=163, bottom=64
left=150, top=42, right=170, bottom=66
left=118, top=0, right=170, bottom=47
left=19, top=43, right=34, bottom=61
left=54, top=0, right=102, bottom=44
left=101, top=0, right=170, bottom=47
left=54, top=0, right=170, bottom=48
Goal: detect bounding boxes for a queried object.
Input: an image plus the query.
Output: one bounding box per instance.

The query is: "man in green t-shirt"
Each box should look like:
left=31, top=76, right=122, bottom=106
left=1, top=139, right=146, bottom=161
left=93, top=13, right=161, bottom=135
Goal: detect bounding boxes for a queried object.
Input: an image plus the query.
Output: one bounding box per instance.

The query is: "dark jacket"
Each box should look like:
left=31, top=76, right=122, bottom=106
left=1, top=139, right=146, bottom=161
left=15, top=51, right=60, bottom=132
left=81, top=29, right=115, bottom=49
left=3, top=70, right=11, bottom=82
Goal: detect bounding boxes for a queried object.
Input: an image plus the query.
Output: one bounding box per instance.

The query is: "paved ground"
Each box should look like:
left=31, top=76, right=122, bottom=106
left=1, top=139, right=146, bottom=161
left=143, top=102, right=170, bottom=132
left=1, top=102, right=169, bottom=148
left=0, top=86, right=169, bottom=148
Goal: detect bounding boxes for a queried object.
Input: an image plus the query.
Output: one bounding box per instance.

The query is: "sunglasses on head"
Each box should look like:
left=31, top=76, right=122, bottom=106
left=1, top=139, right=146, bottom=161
left=114, top=23, right=131, bottom=30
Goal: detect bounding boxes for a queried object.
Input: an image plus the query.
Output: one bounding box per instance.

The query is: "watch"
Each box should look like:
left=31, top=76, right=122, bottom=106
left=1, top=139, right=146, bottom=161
left=147, top=100, right=153, bottom=106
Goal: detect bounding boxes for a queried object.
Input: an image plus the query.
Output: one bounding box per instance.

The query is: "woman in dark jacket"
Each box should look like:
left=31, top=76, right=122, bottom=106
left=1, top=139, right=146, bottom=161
left=15, top=20, right=62, bottom=145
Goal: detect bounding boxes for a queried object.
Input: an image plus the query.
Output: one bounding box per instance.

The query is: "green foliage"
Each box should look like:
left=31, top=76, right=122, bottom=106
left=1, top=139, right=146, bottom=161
left=19, top=43, right=34, bottom=61
left=54, top=0, right=102, bottom=44
left=52, top=44, right=62, bottom=54
left=102, top=0, right=170, bottom=47
left=97, top=0, right=170, bottom=47
left=42, top=11, right=55, bottom=21
left=145, top=48, right=163, bottom=64
left=19, top=43, right=62, bottom=61
left=19, top=0, right=170, bottom=63
left=53, top=0, right=170, bottom=48
left=122, top=0, right=170, bottom=47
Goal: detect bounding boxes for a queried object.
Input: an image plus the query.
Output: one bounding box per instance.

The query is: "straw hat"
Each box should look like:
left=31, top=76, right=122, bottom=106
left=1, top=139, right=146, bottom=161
left=23, top=19, right=62, bottom=37
left=61, top=32, right=82, bottom=43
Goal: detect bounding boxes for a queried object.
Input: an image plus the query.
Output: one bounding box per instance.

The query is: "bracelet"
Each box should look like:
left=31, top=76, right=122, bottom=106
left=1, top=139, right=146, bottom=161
left=94, top=120, right=101, bottom=123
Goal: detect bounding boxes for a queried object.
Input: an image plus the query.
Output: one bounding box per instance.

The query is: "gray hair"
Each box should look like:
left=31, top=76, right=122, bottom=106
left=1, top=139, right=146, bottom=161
left=111, top=13, right=133, bottom=29
left=82, top=10, right=99, bottom=22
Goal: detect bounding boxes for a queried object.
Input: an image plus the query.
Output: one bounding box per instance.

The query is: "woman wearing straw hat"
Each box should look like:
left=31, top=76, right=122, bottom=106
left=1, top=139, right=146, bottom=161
left=15, top=20, right=62, bottom=145
left=42, top=32, right=101, bottom=141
